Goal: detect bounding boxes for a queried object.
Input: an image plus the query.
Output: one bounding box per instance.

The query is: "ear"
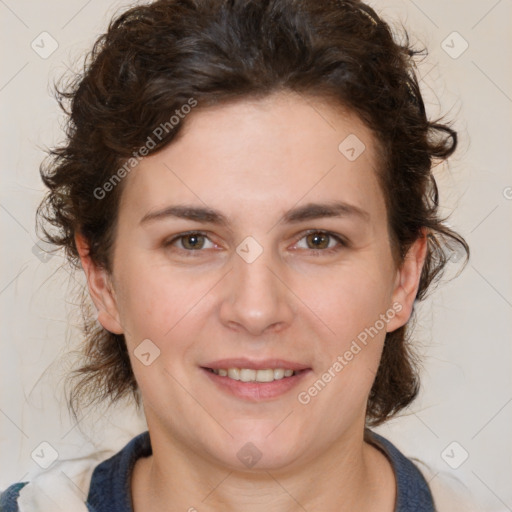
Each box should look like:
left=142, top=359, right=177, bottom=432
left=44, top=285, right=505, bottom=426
left=386, top=230, right=428, bottom=333
left=75, top=232, right=124, bottom=335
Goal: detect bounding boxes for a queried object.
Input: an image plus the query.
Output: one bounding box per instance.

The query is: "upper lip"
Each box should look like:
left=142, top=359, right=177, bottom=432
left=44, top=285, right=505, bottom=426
left=202, top=358, right=310, bottom=371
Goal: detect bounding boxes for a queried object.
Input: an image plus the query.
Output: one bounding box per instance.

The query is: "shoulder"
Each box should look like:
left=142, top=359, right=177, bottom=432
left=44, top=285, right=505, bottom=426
left=0, top=463, right=94, bottom=512
left=86, top=430, right=152, bottom=512
left=0, top=482, right=28, bottom=511
left=0, top=433, right=149, bottom=512
left=365, top=429, right=480, bottom=512
left=366, top=429, right=435, bottom=511
left=414, top=459, right=483, bottom=512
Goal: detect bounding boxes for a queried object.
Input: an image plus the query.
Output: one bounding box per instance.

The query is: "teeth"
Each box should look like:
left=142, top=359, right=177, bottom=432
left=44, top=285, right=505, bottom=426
left=240, top=369, right=256, bottom=382
left=227, top=368, right=240, bottom=380
left=273, top=368, right=285, bottom=379
left=212, top=368, right=297, bottom=382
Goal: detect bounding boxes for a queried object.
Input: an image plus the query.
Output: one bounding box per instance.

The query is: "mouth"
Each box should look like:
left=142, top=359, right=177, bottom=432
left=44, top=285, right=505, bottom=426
left=200, top=359, right=311, bottom=401
left=204, top=367, right=304, bottom=382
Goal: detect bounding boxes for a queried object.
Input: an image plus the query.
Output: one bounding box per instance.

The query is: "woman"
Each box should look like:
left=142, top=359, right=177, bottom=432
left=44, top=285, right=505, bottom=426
left=0, top=0, right=472, bottom=510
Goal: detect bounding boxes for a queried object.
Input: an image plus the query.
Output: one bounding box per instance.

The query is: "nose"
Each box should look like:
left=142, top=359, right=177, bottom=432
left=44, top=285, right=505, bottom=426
left=218, top=245, right=295, bottom=336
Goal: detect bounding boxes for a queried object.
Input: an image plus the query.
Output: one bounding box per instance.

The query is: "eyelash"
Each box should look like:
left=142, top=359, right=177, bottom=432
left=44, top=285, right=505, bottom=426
left=163, top=229, right=348, bottom=256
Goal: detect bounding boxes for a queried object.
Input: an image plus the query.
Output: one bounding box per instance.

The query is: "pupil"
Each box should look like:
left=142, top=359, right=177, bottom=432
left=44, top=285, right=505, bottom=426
left=185, top=234, right=203, bottom=249
left=309, top=233, right=328, bottom=249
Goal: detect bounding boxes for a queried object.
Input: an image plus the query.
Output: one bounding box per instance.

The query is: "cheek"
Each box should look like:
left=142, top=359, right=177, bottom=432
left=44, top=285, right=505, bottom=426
left=297, top=259, right=394, bottom=398
left=114, top=264, right=213, bottom=402
left=294, top=270, right=390, bottom=420
left=310, top=265, right=392, bottom=339
left=114, top=259, right=214, bottom=346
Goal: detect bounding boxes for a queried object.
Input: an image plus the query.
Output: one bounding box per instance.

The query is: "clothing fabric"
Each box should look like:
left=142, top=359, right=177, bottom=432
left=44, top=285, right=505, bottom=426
left=0, top=430, right=474, bottom=512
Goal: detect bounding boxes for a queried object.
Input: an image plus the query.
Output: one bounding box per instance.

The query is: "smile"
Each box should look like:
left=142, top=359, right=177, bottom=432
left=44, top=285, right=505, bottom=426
left=207, top=367, right=296, bottom=382
left=202, top=363, right=311, bottom=400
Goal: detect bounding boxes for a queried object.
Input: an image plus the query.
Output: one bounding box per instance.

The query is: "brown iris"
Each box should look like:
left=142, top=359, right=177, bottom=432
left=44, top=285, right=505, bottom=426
left=306, top=232, right=330, bottom=249
left=181, top=234, right=206, bottom=250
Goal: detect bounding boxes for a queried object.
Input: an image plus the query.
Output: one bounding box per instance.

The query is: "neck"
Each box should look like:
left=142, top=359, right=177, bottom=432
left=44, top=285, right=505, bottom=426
left=131, top=424, right=396, bottom=512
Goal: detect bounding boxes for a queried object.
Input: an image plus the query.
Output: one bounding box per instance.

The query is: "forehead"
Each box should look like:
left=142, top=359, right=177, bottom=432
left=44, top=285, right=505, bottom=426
left=117, top=92, right=385, bottom=226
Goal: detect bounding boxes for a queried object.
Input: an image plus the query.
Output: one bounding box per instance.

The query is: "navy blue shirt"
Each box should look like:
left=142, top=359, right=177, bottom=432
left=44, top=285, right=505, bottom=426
left=1, top=430, right=435, bottom=511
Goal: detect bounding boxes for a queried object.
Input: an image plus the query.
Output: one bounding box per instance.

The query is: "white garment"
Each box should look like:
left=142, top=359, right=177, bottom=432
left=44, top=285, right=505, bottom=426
left=16, top=451, right=109, bottom=512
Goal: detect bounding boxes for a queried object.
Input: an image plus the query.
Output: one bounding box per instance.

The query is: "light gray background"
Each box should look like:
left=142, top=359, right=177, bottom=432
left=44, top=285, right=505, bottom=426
left=1, top=0, right=511, bottom=509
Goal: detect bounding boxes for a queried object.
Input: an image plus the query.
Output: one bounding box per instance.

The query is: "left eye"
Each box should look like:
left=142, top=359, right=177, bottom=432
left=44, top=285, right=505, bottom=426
left=294, top=231, right=345, bottom=251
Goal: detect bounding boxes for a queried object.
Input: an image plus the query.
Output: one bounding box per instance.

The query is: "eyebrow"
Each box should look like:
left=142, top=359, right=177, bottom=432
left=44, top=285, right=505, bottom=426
left=282, top=201, right=370, bottom=223
left=139, top=200, right=370, bottom=226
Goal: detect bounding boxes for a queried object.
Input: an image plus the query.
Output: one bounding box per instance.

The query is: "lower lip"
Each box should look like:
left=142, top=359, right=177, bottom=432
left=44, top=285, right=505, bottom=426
left=201, top=368, right=311, bottom=401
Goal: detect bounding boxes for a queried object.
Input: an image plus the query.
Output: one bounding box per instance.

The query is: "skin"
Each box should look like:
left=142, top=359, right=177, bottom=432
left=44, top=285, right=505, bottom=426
left=76, top=91, right=427, bottom=511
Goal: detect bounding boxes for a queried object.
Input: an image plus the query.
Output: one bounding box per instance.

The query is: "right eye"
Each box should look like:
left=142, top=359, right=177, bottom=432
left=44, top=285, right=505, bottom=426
left=163, top=231, right=216, bottom=252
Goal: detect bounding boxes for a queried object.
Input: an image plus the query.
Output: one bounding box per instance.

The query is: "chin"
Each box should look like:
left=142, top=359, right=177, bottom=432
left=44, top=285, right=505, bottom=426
left=209, top=424, right=307, bottom=472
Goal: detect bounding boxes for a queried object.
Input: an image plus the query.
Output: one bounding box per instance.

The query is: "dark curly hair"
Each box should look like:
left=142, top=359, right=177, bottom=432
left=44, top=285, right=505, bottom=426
left=36, top=0, right=468, bottom=426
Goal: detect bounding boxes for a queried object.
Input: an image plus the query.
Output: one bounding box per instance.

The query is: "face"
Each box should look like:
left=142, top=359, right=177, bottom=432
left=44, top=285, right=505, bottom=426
left=80, top=92, right=425, bottom=472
